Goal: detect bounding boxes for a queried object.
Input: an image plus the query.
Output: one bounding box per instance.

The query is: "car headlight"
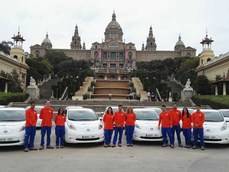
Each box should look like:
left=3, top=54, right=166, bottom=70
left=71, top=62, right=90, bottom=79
left=221, top=122, right=227, bottom=131
left=135, top=124, right=141, bottom=129
left=68, top=123, right=76, bottom=130
left=98, top=124, right=103, bottom=130
left=19, top=126, right=25, bottom=132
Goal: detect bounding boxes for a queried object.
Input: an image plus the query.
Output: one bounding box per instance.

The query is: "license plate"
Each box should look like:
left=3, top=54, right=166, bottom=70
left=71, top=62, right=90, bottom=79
left=82, top=136, right=95, bottom=139
left=0, top=138, right=14, bottom=142
left=146, top=134, right=154, bottom=137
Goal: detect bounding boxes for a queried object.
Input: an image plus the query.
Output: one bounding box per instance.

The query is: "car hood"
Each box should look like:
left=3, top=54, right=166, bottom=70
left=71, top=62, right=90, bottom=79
left=204, top=121, right=225, bottom=133
left=67, top=120, right=101, bottom=130
left=0, top=121, right=25, bottom=126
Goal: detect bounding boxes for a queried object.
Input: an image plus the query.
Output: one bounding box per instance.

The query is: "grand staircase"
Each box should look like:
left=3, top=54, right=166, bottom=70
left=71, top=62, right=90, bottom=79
left=91, top=79, right=130, bottom=99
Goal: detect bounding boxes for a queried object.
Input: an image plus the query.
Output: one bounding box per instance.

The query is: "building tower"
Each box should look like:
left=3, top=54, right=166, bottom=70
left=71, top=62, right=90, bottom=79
left=199, top=33, right=215, bottom=66
left=145, top=26, right=157, bottom=51
left=41, top=33, right=52, bottom=49
left=174, top=35, right=185, bottom=51
left=71, top=25, right=82, bottom=49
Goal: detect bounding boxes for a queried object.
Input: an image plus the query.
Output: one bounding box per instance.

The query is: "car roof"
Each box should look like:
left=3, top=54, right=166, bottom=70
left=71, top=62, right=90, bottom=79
left=218, top=109, right=229, bottom=111
left=0, top=107, right=25, bottom=111
left=133, top=108, right=158, bottom=112
left=66, top=107, right=94, bottom=112
left=200, top=109, right=219, bottom=112
left=65, top=106, right=83, bottom=109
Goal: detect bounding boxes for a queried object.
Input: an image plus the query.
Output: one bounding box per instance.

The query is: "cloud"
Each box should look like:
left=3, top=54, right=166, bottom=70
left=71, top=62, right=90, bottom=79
left=0, top=0, right=228, bottom=55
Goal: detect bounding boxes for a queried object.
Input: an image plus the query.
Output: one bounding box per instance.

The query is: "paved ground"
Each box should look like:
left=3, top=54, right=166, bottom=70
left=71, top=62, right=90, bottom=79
left=0, top=129, right=229, bottom=172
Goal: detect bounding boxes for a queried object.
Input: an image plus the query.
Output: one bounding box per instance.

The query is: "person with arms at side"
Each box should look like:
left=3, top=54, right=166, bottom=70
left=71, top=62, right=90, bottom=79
left=125, top=107, right=136, bottom=147
left=112, top=105, right=125, bottom=147
left=103, top=107, right=114, bottom=147
left=169, top=104, right=182, bottom=147
left=55, top=107, right=66, bottom=149
left=39, top=101, right=54, bottom=150
left=24, top=101, right=37, bottom=152
left=181, top=107, right=192, bottom=148
left=192, top=104, right=205, bottom=150
left=158, top=105, right=174, bottom=148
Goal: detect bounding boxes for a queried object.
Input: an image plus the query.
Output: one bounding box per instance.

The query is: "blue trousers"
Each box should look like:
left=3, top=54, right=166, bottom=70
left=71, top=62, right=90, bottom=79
left=193, top=128, right=204, bottom=147
left=104, top=129, right=113, bottom=145
left=161, top=127, right=174, bottom=145
left=183, top=128, right=192, bottom=146
left=113, top=127, right=124, bottom=145
left=171, top=125, right=182, bottom=145
left=55, top=126, right=65, bottom=146
left=24, top=126, right=36, bottom=149
left=126, top=126, right=135, bottom=145
left=41, top=126, right=52, bottom=146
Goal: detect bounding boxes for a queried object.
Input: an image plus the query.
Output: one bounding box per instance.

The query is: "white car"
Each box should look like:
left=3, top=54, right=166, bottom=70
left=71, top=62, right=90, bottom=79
left=144, top=107, right=162, bottom=115
left=219, top=109, right=229, bottom=122
left=26, top=105, right=43, bottom=128
left=202, top=109, right=229, bottom=144
left=0, top=107, right=25, bottom=146
left=133, top=108, right=162, bottom=142
left=65, top=107, right=104, bottom=144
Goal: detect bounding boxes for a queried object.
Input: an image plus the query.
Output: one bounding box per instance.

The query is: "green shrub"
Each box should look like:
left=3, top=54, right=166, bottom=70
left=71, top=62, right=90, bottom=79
left=0, top=92, right=29, bottom=105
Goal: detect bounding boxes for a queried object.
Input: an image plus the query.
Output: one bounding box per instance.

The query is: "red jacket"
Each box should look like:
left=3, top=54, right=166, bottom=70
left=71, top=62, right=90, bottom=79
left=113, top=111, right=125, bottom=127
left=169, top=108, right=181, bottom=126
left=25, top=108, right=37, bottom=127
left=40, top=106, right=54, bottom=127
left=103, top=113, right=114, bottom=130
left=191, top=111, right=205, bottom=128
left=55, top=114, right=66, bottom=126
left=125, top=113, right=136, bottom=126
left=182, top=113, right=192, bottom=129
left=158, top=111, right=172, bottom=128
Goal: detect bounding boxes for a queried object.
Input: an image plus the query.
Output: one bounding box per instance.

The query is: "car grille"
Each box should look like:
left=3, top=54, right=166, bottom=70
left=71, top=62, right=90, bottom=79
left=76, top=138, right=100, bottom=141
left=204, top=138, right=222, bottom=141
left=140, top=136, right=162, bottom=139
left=0, top=140, right=20, bottom=144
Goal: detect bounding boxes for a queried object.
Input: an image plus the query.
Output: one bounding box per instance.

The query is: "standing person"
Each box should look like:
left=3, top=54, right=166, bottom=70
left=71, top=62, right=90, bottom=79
left=158, top=105, right=174, bottom=148
left=55, top=107, right=66, bottom=148
left=170, top=104, right=182, bottom=147
left=182, top=107, right=192, bottom=148
left=112, top=105, right=125, bottom=147
left=103, top=107, right=114, bottom=147
left=24, top=101, right=37, bottom=152
left=39, top=101, right=54, bottom=149
left=125, top=107, right=136, bottom=147
left=192, top=105, right=205, bottom=150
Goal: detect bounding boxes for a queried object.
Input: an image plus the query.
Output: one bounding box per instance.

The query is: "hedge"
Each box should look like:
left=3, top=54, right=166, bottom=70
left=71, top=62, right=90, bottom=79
left=0, top=92, right=29, bottom=105
left=192, top=95, right=229, bottom=109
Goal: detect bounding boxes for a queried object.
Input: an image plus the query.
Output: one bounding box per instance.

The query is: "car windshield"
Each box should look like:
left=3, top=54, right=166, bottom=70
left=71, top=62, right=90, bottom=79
left=204, top=111, right=224, bottom=122
left=0, top=109, right=25, bottom=121
left=152, top=109, right=162, bottom=115
left=134, top=110, right=158, bottom=120
left=68, top=110, right=98, bottom=121
left=219, top=110, right=229, bottom=118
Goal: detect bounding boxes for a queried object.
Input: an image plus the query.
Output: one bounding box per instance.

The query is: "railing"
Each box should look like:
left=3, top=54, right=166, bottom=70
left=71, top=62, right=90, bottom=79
left=59, top=87, right=68, bottom=100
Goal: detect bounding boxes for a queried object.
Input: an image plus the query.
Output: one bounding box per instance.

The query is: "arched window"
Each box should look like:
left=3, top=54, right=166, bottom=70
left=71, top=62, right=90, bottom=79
left=13, top=55, right=18, bottom=59
left=35, top=50, right=40, bottom=57
left=128, top=52, right=133, bottom=61
left=21, top=56, right=24, bottom=63
left=207, top=58, right=211, bottom=62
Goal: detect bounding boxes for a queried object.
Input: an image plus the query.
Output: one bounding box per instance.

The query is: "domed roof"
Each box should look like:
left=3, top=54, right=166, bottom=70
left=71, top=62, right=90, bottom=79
left=41, top=33, right=52, bottom=49
left=104, top=12, right=123, bottom=42
left=175, top=35, right=185, bottom=47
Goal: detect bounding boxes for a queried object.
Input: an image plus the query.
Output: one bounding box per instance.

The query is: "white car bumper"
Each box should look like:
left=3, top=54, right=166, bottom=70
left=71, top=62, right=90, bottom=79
left=133, top=129, right=162, bottom=142
left=0, top=133, right=24, bottom=146
left=204, top=131, right=229, bottom=144
left=65, top=129, right=104, bottom=143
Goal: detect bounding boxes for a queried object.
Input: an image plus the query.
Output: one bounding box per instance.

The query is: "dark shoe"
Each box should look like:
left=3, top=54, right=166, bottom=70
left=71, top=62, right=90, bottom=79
left=111, top=144, right=116, bottom=148
left=192, top=145, right=197, bottom=149
left=29, top=147, right=37, bottom=151
left=162, top=144, right=168, bottom=147
left=201, top=146, right=205, bottom=151
left=47, top=146, right=54, bottom=149
left=170, top=145, right=175, bottom=149
left=129, top=144, right=134, bottom=147
left=184, top=145, right=191, bottom=148
left=60, top=146, right=64, bottom=149
left=118, top=144, right=122, bottom=147
left=104, top=144, right=108, bottom=148
left=178, top=144, right=183, bottom=148
left=39, top=146, right=44, bottom=150
left=24, top=148, right=29, bottom=152
left=56, top=146, right=60, bottom=149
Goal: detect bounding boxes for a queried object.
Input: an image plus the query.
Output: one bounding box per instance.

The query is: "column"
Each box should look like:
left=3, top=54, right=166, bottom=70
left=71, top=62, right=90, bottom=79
left=223, top=83, right=227, bottom=96
left=215, top=85, right=218, bottom=96
left=4, top=82, right=8, bottom=93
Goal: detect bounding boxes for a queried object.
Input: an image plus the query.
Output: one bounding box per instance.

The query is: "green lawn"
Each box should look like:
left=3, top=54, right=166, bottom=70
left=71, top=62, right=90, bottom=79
left=0, top=92, right=28, bottom=105
left=192, top=95, right=229, bottom=109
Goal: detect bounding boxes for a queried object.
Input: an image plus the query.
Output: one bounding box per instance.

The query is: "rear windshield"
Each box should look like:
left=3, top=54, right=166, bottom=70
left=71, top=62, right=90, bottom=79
left=0, top=109, right=25, bottom=121
left=134, top=110, right=158, bottom=120
left=219, top=111, right=229, bottom=118
left=204, top=111, right=224, bottom=122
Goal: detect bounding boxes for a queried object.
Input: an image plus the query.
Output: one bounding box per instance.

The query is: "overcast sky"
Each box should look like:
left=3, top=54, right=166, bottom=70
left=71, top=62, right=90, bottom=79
left=0, top=0, right=228, bottom=55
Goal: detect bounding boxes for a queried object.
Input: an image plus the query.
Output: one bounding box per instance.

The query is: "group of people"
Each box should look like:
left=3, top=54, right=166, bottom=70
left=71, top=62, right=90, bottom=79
left=158, top=104, right=205, bottom=150
left=24, top=101, right=66, bottom=152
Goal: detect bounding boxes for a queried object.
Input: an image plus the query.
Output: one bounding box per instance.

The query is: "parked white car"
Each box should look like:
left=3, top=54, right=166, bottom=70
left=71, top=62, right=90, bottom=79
left=0, top=107, right=25, bottom=146
left=219, top=109, right=229, bottom=122
left=133, top=108, right=162, bottom=142
left=26, top=105, right=43, bottom=128
left=65, top=107, right=104, bottom=144
left=144, top=107, right=162, bottom=115
left=202, top=109, right=229, bottom=144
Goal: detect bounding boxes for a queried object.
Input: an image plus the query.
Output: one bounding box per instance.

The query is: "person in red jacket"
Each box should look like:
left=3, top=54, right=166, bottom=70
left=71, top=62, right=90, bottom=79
left=103, top=107, right=114, bottom=147
left=192, top=104, right=205, bottom=150
left=39, top=101, right=54, bottom=149
left=158, top=105, right=174, bottom=148
left=169, top=104, right=182, bottom=147
left=112, top=105, right=125, bottom=147
left=181, top=107, right=192, bottom=148
left=24, top=101, right=37, bottom=152
left=55, top=107, right=66, bottom=148
left=125, top=107, right=136, bottom=147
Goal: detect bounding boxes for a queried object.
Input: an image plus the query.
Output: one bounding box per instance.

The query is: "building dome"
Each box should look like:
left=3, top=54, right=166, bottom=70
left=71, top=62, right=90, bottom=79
left=104, top=12, right=123, bottom=42
left=175, top=35, right=185, bottom=51
left=41, top=33, right=52, bottom=49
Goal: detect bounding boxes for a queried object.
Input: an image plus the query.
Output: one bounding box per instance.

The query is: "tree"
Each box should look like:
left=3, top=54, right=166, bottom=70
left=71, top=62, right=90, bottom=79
left=0, top=41, right=13, bottom=55
left=194, top=75, right=212, bottom=95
